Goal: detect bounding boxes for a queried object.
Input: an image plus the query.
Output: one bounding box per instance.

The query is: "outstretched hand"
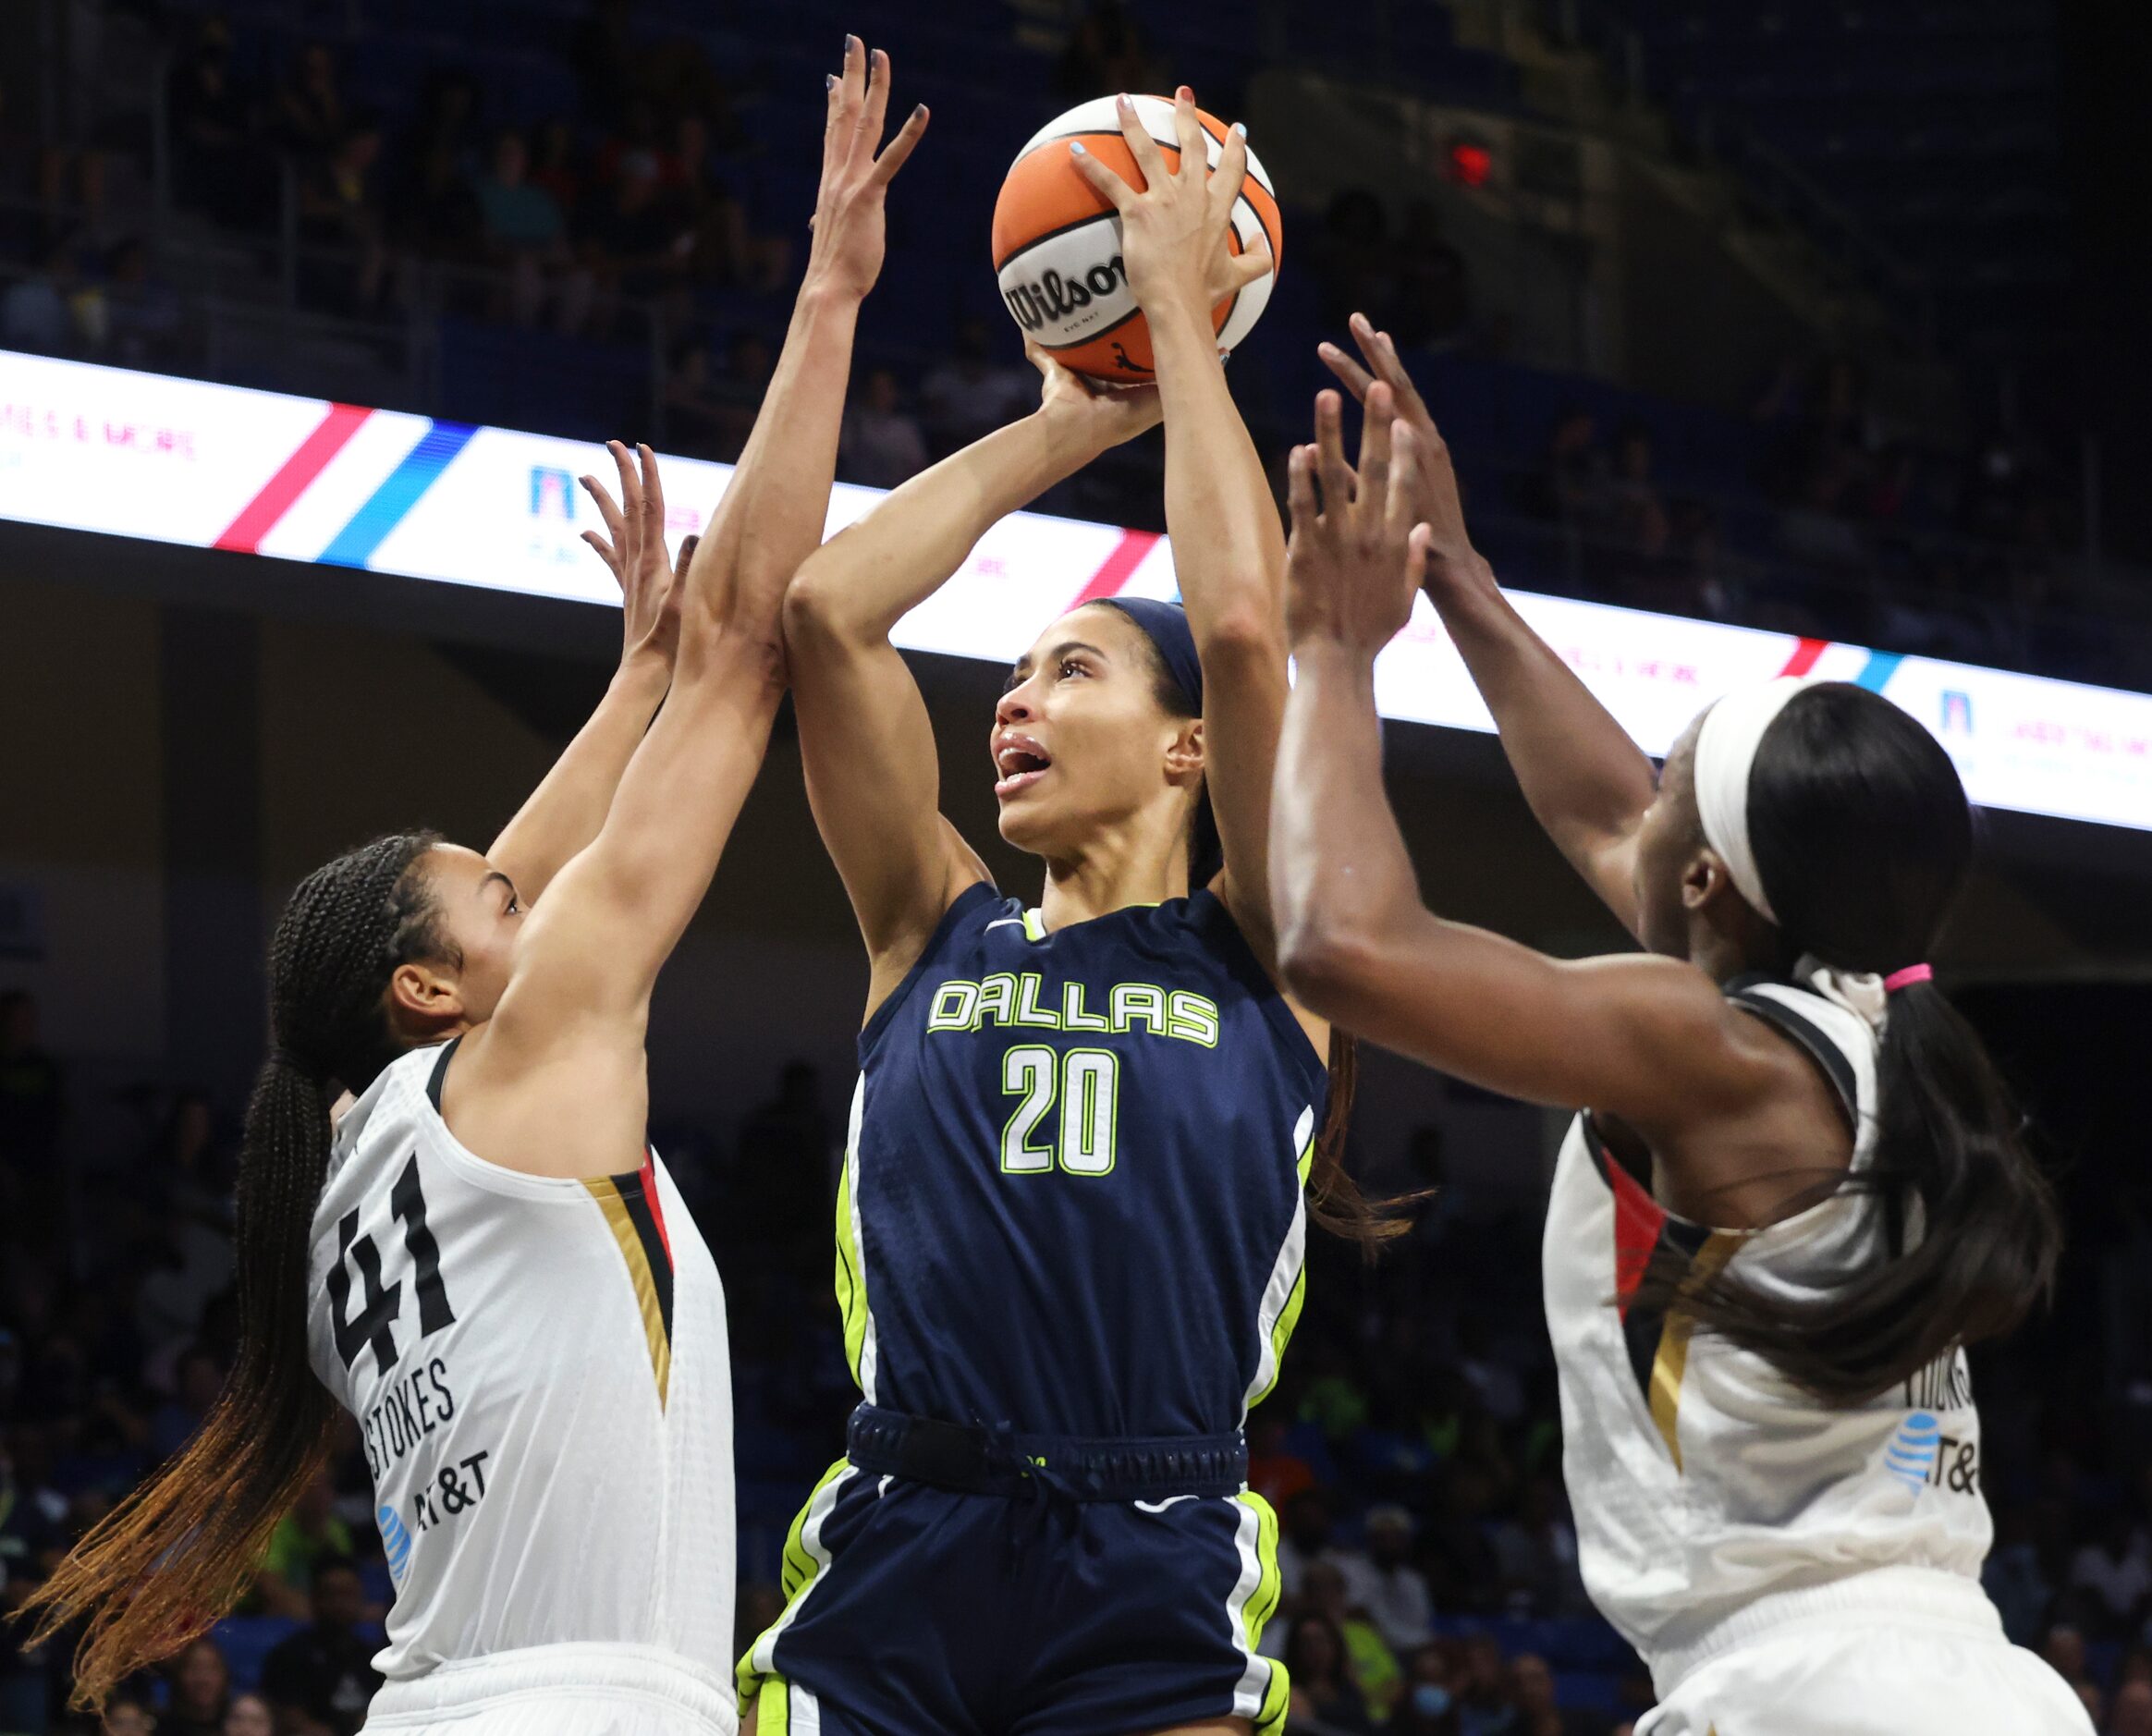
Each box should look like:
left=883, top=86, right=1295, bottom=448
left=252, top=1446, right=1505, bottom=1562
left=1317, top=312, right=1486, bottom=599
left=1067, top=86, right=1273, bottom=320
left=580, top=439, right=692, bottom=667
left=803, top=36, right=931, bottom=302
left=1283, top=385, right=1431, bottom=658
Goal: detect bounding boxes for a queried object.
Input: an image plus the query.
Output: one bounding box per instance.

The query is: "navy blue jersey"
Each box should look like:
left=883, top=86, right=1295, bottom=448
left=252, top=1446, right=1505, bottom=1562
left=837, top=882, right=1328, bottom=1439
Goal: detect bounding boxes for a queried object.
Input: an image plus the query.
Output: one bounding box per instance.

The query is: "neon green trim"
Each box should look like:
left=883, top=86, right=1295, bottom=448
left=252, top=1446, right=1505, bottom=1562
left=1238, top=1489, right=1290, bottom=1736
left=1296, top=1134, right=1314, bottom=1188
left=1021, top=909, right=1047, bottom=941
left=737, top=1457, right=852, bottom=1703
left=833, top=1160, right=867, bottom=1388
left=744, top=1678, right=789, bottom=1734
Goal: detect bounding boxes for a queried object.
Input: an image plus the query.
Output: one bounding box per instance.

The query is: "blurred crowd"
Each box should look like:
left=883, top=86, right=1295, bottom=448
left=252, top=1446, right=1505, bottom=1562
left=0, top=0, right=2138, bottom=691
left=6, top=982, right=2152, bottom=1734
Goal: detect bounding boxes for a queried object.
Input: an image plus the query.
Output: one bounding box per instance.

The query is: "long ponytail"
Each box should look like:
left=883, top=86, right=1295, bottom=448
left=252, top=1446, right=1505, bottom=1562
left=1647, top=684, right=2061, bottom=1404
left=19, top=832, right=448, bottom=1707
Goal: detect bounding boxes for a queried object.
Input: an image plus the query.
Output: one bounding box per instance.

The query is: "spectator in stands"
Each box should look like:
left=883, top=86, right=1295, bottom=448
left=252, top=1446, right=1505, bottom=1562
left=0, top=232, right=82, bottom=355
left=666, top=114, right=770, bottom=292
left=1285, top=1611, right=1376, bottom=1735
left=2112, top=1682, right=2152, bottom=1736
left=104, top=237, right=188, bottom=370
left=1055, top=1, right=1163, bottom=103
left=1277, top=1487, right=1341, bottom=1598
left=1304, top=1558, right=1402, bottom=1719
left=167, top=21, right=272, bottom=230
left=1522, top=407, right=1606, bottom=527
left=919, top=315, right=1036, bottom=458
left=1510, top=1651, right=1610, bottom=1736
left=1603, top=420, right=1669, bottom=568
left=841, top=368, right=929, bottom=491
left=471, top=128, right=591, bottom=333
left=225, top=1692, right=274, bottom=1736
left=163, top=1634, right=232, bottom=1736
left=274, top=42, right=348, bottom=164
left=696, top=329, right=774, bottom=462
left=2045, top=1623, right=2091, bottom=1695
left=255, top=1466, right=354, bottom=1620
left=1396, top=1644, right=1462, bottom=1735
left=1391, top=199, right=1472, bottom=349
left=2071, top=1524, right=2152, bottom=1639
left=1354, top=1504, right=1436, bottom=1652
left=297, top=117, right=389, bottom=313
left=102, top=1693, right=156, bottom=1736
left=150, top=1344, right=225, bottom=1461
left=585, top=151, right=688, bottom=308
left=1986, top=1504, right=2056, bottom=1644
left=1455, top=1632, right=1518, bottom=1735
left=385, top=70, right=485, bottom=274
left=1490, top=1474, right=1591, bottom=1618
left=260, top=1556, right=383, bottom=1735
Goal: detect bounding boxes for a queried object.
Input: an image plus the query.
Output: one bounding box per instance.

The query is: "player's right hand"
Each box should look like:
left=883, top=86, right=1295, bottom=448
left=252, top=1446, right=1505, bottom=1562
left=803, top=36, right=930, bottom=304
left=580, top=440, right=691, bottom=669
left=1028, top=339, right=1164, bottom=451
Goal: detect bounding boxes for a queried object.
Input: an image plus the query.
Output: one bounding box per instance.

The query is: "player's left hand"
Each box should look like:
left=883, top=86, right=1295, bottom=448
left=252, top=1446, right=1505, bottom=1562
left=1028, top=339, right=1163, bottom=450
left=803, top=37, right=930, bottom=303
left=580, top=440, right=691, bottom=668
left=1069, top=87, right=1272, bottom=321
left=1283, top=385, right=1431, bottom=658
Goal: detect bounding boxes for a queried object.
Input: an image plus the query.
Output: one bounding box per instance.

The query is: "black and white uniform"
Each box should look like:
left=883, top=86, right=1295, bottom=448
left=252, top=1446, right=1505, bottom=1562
left=309, top=1040, right=736, bottom=1735
left=1543, top=972, right=2088, bottom=1735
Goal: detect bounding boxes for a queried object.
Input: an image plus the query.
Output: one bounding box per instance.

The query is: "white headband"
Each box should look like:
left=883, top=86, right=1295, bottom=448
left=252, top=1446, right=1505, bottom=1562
left=1691, top=677, right=1814, bottom=926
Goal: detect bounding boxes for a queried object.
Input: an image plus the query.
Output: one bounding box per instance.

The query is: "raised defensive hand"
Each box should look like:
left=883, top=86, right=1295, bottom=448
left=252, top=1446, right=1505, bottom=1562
left=1283, top=383, right=1431, bottom=658
left=1316, top=312, right=1485, bottom=598
left=579, top=439, right=694, bottom=666
left=1067, top=85, right=1273, bottom=318
left=805, top=36, right=931, bottom=302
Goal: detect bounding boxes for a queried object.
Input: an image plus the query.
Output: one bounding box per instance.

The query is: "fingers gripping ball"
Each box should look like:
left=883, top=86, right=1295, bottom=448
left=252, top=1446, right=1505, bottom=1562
left=993, top=94, right=1282, bottom=382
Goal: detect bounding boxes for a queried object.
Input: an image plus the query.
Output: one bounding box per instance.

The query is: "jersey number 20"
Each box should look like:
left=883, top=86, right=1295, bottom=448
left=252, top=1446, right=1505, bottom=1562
left=1001, top=1045, right=1118, bottom=1176
left=329, top=1154, right=457, bottom=1376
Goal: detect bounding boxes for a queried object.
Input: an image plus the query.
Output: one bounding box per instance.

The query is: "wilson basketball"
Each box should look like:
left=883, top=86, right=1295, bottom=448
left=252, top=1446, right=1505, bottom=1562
left=992, top=94, right=1283, bottom=383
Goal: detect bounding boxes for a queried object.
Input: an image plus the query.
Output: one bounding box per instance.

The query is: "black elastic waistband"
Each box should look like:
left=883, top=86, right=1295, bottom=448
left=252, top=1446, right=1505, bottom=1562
left=845, top=1403, right=1248, bottom=1502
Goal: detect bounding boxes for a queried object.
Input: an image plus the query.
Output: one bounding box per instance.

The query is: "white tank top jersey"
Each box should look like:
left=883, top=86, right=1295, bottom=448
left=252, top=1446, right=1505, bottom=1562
left=1543, top=976, right=1994, bottom=1688
left=306, top=1039, right=735, bottom=1697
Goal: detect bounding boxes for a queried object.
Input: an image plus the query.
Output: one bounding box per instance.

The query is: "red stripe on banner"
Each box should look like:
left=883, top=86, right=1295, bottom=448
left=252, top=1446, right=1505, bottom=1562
left=1776, top=637, right=1828, bottom=679
left=213, top=402, right=373, bottom=553
left=1068, top=528, right=1163, bottom=607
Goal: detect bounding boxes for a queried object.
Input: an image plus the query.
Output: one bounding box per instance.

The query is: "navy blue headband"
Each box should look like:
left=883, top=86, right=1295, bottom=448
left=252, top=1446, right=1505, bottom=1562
left=1094, top=597, right=1204, bottom=715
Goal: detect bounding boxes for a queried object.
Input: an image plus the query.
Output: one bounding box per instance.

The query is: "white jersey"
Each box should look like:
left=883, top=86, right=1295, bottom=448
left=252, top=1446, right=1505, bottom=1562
left=1544, top=975, right=1994, bottom=1693
left=308, top=1040, right=735, bottom=1705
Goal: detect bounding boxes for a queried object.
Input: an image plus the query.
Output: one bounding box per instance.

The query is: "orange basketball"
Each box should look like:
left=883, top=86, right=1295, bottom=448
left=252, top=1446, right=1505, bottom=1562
left=992, top=95, right=1283, bottom=383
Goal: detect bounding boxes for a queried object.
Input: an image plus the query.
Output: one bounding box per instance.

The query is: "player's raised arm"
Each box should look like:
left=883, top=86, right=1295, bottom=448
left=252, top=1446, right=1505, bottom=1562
left=1319, top=314, right=1660, bottom=940
left=782, top=339, right=1159, bottom=1014
left=1269, top=392, right=1759, bottom=1129
left=447, top=41, right=929, bottom=1173
left=481, top=440, right=694, bottom=907
left=1070, top=89, right=1292, bottom=963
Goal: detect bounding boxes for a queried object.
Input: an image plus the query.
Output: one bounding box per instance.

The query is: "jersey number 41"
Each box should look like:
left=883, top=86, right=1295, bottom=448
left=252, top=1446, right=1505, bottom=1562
left=329, top=1154, right=458, bottom=1377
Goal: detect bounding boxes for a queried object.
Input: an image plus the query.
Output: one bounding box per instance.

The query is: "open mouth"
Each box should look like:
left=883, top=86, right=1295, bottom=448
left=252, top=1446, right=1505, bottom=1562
left=994, top=734, right=1054, bottom=801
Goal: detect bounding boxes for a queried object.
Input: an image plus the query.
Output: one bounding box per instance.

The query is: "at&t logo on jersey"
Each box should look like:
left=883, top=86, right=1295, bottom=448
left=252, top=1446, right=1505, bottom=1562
left=378, top=1502, right=413, bottom=1584
left=1880, top=1408, right=1981, bottom=1498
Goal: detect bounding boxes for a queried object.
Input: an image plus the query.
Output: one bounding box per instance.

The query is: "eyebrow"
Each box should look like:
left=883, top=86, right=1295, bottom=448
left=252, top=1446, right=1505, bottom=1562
left=478, top=871, right=517, bottom=900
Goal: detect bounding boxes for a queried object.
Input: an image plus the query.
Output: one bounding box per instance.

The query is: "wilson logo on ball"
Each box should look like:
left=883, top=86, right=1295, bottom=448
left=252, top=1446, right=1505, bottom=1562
left=1003, top=256, right=1131, bottom=335
left=992, top=94, right=1282, bottom=383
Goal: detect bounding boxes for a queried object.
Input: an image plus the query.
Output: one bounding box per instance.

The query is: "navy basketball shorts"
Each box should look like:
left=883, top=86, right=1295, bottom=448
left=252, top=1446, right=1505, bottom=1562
left=737, top=1459, right=1289, bottom=1736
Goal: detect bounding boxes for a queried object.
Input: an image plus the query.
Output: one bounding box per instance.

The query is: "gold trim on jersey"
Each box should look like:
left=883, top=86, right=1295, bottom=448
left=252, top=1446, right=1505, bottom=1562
left=583, top=1175, right=672, bottom=1408
left=1649, top=1230, right=1741, bottom=1472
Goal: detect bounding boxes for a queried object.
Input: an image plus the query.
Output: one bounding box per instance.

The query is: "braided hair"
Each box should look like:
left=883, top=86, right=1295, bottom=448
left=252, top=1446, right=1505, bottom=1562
left=21, top=832, right=453, bottom=1708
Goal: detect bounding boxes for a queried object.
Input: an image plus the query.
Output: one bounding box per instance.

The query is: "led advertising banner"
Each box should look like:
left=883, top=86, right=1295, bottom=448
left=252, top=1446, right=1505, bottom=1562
left=3, top=348, right=2147, bottom=831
